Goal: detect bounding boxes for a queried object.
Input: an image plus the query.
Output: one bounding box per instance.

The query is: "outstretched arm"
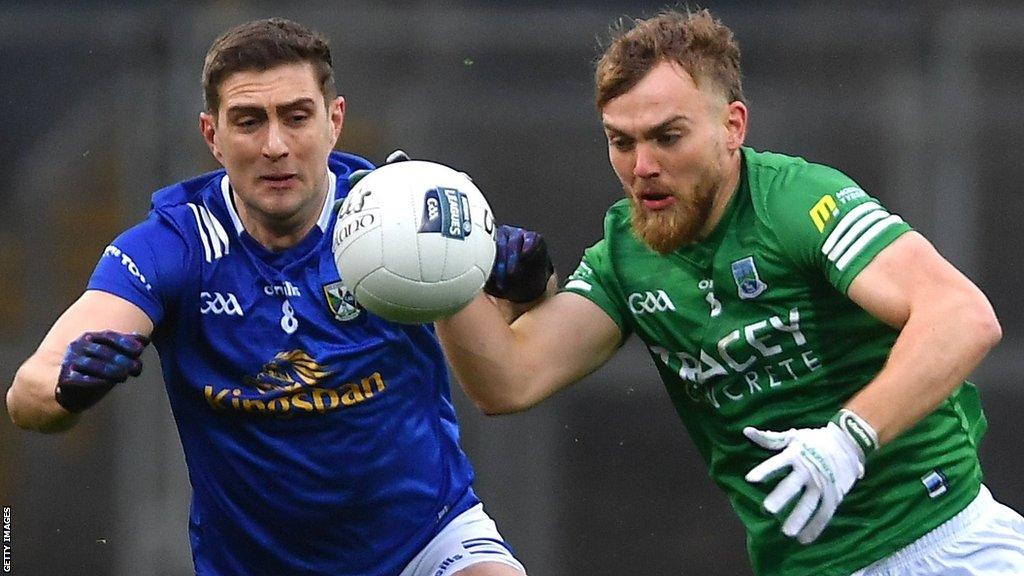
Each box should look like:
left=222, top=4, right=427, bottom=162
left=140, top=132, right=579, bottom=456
left=436, top=289, right=622, bottom=414
left=7, top=290, right=153, bottom=433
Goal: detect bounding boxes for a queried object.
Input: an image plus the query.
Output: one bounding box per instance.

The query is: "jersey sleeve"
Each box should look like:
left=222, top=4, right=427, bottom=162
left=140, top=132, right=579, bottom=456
left=561, top=239, right=631, bottom=337
left=87, top=214, right=190, bottom=326
left=762, top=162, right=912, bottom=294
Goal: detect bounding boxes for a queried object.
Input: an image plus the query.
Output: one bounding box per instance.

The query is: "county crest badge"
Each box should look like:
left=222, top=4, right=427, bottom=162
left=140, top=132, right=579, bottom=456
left=731, top=256, right=768, bottom=300
left=323, top=281, right=361, bottom=321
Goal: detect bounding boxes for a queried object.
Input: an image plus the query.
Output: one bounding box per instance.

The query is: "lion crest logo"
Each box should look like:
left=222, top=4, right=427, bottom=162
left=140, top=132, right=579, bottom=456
left=244, top=350, right=333, bottom=394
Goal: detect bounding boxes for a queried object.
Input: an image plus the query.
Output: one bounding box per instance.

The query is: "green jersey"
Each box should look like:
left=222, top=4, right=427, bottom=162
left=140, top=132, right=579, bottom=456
left=564, top=147, right=987, bottom=576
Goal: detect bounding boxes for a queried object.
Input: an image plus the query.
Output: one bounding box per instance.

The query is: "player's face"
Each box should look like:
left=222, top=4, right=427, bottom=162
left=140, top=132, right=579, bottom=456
left=199, top=62, right=344, bottom=236
left=602, top=60, right=743, bottom=254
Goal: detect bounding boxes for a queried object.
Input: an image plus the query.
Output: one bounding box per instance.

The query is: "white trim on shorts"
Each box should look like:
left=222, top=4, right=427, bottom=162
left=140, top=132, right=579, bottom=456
left=399, top=503, right=526, bottom=576
left=852, top=484, right=1024, bottom=575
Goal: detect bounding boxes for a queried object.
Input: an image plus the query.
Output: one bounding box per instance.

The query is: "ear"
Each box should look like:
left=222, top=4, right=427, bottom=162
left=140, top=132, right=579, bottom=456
left=328, top=96, right=346, bottom=146
left=724, top=100, right=748, bottom=151
left=199, top=111, right=223, bottom=163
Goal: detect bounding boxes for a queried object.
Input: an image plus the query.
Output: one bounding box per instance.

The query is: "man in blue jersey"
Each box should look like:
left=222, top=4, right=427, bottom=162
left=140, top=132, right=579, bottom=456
left=7, top=18, right=526, bottom=576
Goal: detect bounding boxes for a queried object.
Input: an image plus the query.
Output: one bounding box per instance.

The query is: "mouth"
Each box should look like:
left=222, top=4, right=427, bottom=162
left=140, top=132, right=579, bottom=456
left=636, top=189, right=676, bottom=211
left=260, top=173, right=299, bottom=186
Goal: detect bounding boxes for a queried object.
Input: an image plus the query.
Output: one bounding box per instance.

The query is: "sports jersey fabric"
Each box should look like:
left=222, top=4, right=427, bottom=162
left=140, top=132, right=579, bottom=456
left=564, top=147, right=986, bottom=576
left=88, top=151, right=479, bottom=575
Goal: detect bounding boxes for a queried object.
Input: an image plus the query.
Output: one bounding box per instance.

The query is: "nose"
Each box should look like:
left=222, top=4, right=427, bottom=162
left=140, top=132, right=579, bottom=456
left=262, top=120, right=289, bottom=160
left=633, top=143, right=659, bottom=179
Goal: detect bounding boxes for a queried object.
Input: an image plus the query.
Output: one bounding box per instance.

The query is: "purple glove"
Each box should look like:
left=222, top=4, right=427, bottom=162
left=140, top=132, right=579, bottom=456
left=55, top=331, right=150, bottom=412
left=484, top=225, right=554, bottom=303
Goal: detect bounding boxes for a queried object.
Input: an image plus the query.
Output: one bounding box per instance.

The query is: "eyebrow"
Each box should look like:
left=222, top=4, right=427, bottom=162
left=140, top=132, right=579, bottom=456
left=226, top=97, right=318, bottom=117
left=603, top=114, right=690, bottom=138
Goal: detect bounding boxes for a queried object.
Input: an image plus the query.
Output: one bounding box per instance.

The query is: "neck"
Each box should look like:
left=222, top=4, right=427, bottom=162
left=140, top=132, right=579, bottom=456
left=243, top=210, right=321, bottom=252
left=699, top=149, right=743, bottom=239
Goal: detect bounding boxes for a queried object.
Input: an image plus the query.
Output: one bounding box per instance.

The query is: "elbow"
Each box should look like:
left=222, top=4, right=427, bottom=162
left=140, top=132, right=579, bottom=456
left=6, top=384, right=36, bottom=432
left=976, top=308, right=1002, bottom=352
left=461, top=375, right=543, bottom=417
left=6, top=371, right=30, bottom=430
left=469, top=394, right=507, bottom=415
left=7, top=399, right=75, bottom=434
left=7, top=367, right=75, bottom=434
left=5, top=386, right=21, bottom=428
left=959, top=291, right=1002, bottom=354
left=450, top=361, right=548, bottom=416
left=469, top=393, right=534, bottom=417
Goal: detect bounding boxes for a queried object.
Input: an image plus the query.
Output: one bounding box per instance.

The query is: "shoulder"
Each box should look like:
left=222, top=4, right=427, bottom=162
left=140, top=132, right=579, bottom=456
left=148, top=170, right=230, bottom=235
left=580, top=199, right=648, bottom=275
left=743, top=147, right=863, bottom=233
left=329, top=150, right=374, bottom=190
left=330, top=150, right=374, bottom=171
left=740, top=148, right=911, bottom=281
left=601, top=199, right=634, bottom=237
left=94, top=207, right=195, bottom=314
left=145, top=171, right=238, bottom=263
left=745, top=148, right=857, bottom=202
left=150, top=169, right=225, bottom=211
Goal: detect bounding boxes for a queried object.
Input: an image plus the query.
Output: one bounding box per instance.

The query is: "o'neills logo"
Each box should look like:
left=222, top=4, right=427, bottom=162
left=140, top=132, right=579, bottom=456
left=203, top=349, right=386, bottom=415
left=837, top=410, right=878, bottom=455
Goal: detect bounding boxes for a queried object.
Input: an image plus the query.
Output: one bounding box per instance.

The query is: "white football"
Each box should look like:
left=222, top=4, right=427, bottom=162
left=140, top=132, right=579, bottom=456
left=332, top=160, right=496, bottom=324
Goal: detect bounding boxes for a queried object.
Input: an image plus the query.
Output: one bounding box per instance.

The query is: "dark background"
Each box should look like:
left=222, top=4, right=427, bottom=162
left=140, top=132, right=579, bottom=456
left=1, top=1, right=1022, bottom=574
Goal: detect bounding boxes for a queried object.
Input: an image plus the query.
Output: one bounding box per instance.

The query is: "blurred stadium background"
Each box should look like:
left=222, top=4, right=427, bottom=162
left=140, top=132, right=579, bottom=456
left=1, top=1, right=1022, bottom=574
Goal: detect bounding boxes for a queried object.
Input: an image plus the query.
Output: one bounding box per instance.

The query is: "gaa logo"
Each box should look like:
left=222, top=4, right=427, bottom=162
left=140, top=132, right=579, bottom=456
left=201, top=291, right=244, bottom=316
left=419, top=187, right=472, bottom=240
left=628, top=290, right=676, bottom=315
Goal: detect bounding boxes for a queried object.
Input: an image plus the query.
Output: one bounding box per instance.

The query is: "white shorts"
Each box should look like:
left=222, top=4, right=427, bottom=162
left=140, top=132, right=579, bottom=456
left=852, top=485, right=1024, bottom=576
left=399, top=503, right=526, bottom=576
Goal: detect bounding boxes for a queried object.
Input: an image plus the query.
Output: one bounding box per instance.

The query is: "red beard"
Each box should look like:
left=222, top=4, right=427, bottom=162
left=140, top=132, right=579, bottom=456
left=629, top=181, right=715, bottom=254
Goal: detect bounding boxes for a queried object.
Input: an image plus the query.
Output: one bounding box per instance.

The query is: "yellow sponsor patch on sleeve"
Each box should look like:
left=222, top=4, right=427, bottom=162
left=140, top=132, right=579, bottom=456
left=809, top=194, right=838, bottom=233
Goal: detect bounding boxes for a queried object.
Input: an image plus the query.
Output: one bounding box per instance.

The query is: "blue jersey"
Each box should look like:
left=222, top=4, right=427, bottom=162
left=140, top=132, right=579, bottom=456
left=88, top=151, right=479, bottom=575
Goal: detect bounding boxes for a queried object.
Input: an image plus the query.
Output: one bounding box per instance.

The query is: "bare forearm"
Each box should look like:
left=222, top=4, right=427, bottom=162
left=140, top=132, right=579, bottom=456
left=7, top=355, right=78, bottom=433
left=8, top=291, right=153, bottom=432
left=438, top=275, right=561, bottom=412
left=437, top=295, right=537, bottom=413
left=438, top=288, right=623, bottom=415
left=846, top=295, right=1001, bottom=445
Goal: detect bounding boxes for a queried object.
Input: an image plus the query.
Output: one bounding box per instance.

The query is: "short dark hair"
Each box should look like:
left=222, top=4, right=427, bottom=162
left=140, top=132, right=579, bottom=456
left=595, top=9, right=744, bottom=109
left=202, top=18, right=336, bottom=113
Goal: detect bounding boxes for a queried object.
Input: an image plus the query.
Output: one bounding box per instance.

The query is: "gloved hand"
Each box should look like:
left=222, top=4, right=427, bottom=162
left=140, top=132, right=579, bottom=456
left=348, top=149, right=409, bottom=188
left=743, top=414, right=875, bottom=544
left=484, top=225, right=555, bottom=303
left=55, top=331, right=150, bottom=412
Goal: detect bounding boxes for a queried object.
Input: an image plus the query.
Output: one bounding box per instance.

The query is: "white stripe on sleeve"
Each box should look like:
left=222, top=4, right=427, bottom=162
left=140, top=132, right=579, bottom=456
left=821, top=202, right=881, bottom=255
left=835, top=215, right=904, bottom=271
left=825, top=209, right=889, bottom=263
left=196, top=205, right=224, bottom=260
left=188, top=203, right=213, bottom=263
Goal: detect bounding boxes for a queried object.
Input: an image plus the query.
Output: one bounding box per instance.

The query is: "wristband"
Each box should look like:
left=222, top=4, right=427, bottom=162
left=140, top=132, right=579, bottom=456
left=830, top=408, right=879, bottom=460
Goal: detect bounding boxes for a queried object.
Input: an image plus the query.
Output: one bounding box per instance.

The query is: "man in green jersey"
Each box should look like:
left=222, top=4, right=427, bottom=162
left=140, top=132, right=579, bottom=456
left=434, top=8, right=1024, bottom=576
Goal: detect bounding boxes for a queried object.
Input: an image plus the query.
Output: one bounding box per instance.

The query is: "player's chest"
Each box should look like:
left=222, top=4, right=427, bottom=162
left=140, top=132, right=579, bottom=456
left=189, top=250, right=374, bottom=342
left=618, top=238, right=817, bottom=359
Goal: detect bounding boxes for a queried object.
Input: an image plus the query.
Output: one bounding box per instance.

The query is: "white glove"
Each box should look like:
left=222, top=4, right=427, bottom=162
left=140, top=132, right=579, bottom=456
left=743, top=421, right=867, bottom=544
